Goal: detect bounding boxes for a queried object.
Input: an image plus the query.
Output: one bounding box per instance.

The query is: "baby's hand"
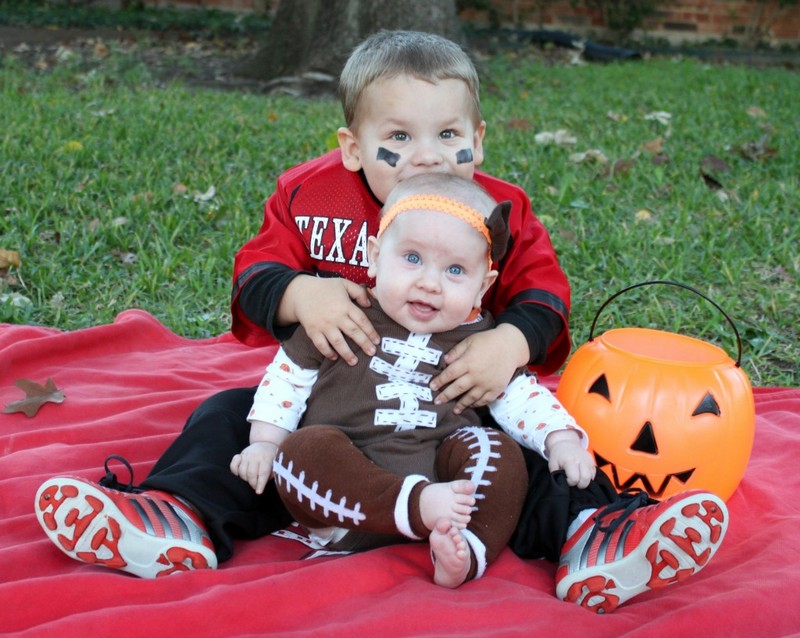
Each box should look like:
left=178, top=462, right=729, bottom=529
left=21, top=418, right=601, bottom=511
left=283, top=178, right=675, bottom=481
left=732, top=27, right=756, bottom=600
left=285, top=276, right=380, bottom=366
left=545, top=430, right=596, bottom=489
left=431, top=325, right=528, bottom=414
left=230, top=441, right=280, bottom=495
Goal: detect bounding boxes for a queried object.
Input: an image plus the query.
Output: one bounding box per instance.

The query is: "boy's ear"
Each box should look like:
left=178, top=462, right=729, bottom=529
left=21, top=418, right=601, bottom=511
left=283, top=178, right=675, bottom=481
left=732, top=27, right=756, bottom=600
left=366, top=235, right=380, bottom=278
left=337, top=127, right=362, bottom=173
left=471, top=120, right=487, bottom=167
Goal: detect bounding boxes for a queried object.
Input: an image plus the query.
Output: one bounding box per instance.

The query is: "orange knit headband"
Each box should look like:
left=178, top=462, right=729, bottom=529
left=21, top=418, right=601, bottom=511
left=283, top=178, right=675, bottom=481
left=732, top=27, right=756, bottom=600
left=378, top=194, right=492, bottom=260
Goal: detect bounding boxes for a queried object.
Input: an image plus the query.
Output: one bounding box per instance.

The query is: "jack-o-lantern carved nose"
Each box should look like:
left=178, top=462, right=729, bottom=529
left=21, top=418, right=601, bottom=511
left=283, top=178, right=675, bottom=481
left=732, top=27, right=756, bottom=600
left=631, top=421, right=659, bottom=455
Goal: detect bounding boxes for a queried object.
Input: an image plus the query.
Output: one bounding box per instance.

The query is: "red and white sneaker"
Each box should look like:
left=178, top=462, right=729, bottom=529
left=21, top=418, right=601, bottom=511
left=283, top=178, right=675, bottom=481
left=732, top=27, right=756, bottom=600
left=556, top=489, right=727, bottom=614
left=35, top=462, right=217, bottom=578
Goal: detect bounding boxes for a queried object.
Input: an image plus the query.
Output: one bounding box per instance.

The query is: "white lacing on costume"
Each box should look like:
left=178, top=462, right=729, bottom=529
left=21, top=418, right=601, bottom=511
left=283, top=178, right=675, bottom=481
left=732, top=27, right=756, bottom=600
left=489, top=372, right=588, bottom=458
left=272, top=451, right=366, bottom=526
left=448, top=426, right=503, bottom=505
left=371, top=333, right=441, bottom=432
left=394, top=474, right=428, bottom=540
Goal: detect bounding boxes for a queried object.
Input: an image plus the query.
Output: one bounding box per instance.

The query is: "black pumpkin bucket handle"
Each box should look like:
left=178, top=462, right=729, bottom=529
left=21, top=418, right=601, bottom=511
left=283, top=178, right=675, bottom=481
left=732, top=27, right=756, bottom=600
left=588, top=280, right=743, bottom=368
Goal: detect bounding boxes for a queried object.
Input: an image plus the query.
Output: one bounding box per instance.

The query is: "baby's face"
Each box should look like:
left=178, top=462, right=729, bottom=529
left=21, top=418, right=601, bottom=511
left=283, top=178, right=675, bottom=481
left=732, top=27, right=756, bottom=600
left=367, top=210, right=495, bottom=334
left=339, top=75, right=485, bottom=203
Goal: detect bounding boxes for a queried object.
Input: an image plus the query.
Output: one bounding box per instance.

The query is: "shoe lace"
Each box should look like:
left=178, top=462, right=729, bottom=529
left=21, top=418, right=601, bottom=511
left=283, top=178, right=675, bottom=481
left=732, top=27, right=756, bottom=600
left=594, top=489, right=653, bottom=534
left=98, top=454, right=143, bottom=493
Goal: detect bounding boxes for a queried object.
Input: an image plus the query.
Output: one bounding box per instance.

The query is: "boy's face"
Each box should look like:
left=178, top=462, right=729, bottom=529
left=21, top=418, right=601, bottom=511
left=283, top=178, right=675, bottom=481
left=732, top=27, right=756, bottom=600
left=367, top=210, right=497, bottom=334
left=338, top=75, right=486, bottom=204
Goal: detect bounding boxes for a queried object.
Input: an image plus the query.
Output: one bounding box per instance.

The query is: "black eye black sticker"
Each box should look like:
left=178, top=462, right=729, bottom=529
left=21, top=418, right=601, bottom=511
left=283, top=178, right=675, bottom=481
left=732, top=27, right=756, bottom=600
left=376, top=147, right=400, bottom=167
left=588, top=374, right=611, bottom=402
left=692, top=392, right=721, bottom=417
left=456, top=148, right=473, bottom=164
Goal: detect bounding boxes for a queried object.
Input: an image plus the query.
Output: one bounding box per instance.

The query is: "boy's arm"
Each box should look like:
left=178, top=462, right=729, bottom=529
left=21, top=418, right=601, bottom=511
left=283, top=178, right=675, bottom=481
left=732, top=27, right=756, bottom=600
left=231, top=184, right=316, bottom=347
left=476, top=172, right=571, bottom=375
left=431, top=306, right=563, bottom=412
left=495, top=303, right=564, bottom=368
left=231, top=183, right=379, bottom=364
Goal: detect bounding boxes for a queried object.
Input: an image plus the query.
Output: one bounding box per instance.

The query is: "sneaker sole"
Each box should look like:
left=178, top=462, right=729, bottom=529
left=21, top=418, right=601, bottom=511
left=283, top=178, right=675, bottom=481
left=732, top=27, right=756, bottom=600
left=556, top=492, right=727, bottom=614
left=35, top=477, right=218, bottom=578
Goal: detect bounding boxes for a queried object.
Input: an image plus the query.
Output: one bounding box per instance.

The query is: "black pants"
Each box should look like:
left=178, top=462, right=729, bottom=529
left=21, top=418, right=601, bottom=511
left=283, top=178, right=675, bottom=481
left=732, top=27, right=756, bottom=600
left=141, top=387, right=616, bottom=564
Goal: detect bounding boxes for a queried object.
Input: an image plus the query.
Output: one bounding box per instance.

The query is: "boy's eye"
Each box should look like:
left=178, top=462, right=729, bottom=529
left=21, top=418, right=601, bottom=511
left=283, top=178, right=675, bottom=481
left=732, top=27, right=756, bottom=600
left=440, top=129, right=456, bottom=140
left=391, top=131, right=409, bottom=142
left=447, top=265, right=463, bottom=275
left=405, top=253, right=420, bottom=264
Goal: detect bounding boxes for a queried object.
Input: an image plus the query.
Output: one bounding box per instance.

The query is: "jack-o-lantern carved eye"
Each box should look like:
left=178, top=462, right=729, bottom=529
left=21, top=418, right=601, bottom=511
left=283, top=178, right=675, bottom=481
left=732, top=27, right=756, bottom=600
left=588, top=374, right=611, bottom=402
left=692, top=392, right=721, bottom=417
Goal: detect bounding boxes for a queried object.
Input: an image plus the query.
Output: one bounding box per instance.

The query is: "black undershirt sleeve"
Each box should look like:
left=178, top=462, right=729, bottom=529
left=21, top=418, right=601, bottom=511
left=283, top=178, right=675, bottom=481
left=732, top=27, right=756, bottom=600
left=235, top=264, right=308, bottom=341
left=238, top=262, right=564, bottom=365
left=495, top=303, right=564, bottom=366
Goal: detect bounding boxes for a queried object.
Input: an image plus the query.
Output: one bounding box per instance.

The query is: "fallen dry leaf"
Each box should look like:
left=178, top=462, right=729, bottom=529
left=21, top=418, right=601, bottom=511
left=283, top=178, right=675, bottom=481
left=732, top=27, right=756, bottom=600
left=700, top=171, right=724, bottom=191
left=569, top=149, right=609, bottom=165
left=534, top=130, right=577, bottom=146
left=56, top=140, right=83, bottom=154
left=607, top=158, right=637, bottom=178
left=738, top=137, right=777, bottom=161
left=644, top=111, right=672, bottom=126
left=111, top=248, right=137, bottom=265
left=700, top=154, right=731, bottom=191
left=505, top=118, right=534, bottom=131
left=641, top=137, right=664, bottom=154
left=194, top=186, right=216, bottom=203
left=93, top=41, right=109, bottom=59
left=3, top=378, right=66, bottom=418
left=701, top=154, right=731, bottom=174
left=746, top=106, right=767, bottom=118
left=0, top=248, right=21, bottom=269
left=0, top=292, right=32, bottom=307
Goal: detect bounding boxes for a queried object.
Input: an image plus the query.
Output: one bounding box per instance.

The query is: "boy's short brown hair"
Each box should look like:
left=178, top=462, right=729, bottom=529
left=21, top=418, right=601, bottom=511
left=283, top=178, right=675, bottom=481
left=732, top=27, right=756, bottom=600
left=339, top=30, right=481, bottom=129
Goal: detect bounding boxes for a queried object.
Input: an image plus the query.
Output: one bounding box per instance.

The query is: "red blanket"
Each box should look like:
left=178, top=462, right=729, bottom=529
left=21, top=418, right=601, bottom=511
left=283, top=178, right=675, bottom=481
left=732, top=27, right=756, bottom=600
left=2, top=310, right=799, bottom=636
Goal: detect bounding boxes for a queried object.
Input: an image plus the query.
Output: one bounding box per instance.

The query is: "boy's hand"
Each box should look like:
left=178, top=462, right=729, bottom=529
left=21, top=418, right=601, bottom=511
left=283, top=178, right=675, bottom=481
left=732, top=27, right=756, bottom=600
left=545, top=430, right=596, bottom=489
left=280, top=275, right=380, bottom=366
left=431, top=324, right=529, bottom=414
left=230, top=442, right=280, bottom=495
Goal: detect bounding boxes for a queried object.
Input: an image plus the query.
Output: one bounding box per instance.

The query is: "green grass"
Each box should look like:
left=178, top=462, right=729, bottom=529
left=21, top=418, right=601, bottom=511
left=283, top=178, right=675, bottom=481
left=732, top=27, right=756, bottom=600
left=1, top=39, right=798, bottom=387
left=0, top=0, right=271, bottom=36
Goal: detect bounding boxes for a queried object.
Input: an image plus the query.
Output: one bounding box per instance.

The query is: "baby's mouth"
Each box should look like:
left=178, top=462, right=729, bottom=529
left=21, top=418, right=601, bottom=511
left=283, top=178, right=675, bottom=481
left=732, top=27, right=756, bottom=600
left=407, top=300, right=438, bottom=319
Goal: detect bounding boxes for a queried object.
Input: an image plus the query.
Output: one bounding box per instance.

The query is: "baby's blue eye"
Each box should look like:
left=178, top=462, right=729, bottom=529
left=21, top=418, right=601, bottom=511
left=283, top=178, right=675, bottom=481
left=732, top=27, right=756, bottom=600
left=405, top=253, right=420, bottom=264
left=447, top=265, right=463, bottom=275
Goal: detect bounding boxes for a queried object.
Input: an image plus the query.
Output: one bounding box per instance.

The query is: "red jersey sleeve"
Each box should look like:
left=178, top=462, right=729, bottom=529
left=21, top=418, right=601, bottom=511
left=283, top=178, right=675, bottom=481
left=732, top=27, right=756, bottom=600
left=231, top=164, right=314, bottom=346
left=476, top=172, right=571, bottom=374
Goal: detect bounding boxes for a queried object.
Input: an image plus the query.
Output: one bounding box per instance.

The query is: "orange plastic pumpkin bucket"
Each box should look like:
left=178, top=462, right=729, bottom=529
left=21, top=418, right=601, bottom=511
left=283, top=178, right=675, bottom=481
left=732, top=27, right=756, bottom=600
left=557, top=281, right=755, bottom=501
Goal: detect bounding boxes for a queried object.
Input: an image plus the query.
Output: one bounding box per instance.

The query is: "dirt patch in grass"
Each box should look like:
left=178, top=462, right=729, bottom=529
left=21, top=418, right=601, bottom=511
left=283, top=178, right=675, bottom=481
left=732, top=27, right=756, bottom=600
left=0, top=24, right=270, bottom=91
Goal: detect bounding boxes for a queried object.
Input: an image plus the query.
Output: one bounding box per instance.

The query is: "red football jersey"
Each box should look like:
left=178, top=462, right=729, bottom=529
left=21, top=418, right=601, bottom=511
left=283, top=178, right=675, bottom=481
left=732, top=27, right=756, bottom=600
left=232, top=150, right=571, bottom=373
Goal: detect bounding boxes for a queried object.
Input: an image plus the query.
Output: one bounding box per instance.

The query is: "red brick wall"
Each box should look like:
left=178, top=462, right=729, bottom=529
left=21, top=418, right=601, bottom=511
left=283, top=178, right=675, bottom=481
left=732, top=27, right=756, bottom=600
left=463, top=1, right=800, bottom=45
left=145, top=1, right=799, bottom=45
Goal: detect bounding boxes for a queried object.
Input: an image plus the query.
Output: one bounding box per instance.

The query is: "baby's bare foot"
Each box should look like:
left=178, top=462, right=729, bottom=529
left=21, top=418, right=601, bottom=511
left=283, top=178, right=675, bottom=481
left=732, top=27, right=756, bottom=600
left=430, top=518, right=471, bottom=588
left=420, top=479, right=475, bottom=530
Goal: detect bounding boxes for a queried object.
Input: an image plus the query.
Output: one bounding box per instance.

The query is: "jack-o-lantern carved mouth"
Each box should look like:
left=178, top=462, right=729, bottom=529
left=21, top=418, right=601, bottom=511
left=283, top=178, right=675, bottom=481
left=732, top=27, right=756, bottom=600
left=594, top=453, right=695, bottom=499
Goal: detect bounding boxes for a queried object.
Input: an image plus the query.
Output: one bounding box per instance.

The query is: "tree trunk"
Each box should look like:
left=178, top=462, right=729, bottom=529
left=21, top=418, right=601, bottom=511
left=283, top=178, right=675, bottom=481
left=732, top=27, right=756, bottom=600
left=235, top=0, right=464, bottom=95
